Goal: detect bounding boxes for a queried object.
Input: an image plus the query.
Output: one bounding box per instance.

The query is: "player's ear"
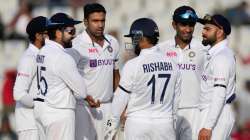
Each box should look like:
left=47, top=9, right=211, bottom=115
left=172, top=21, right=177, bottom=30
left=84, top=19, right=88, bottom=27
left=217, top=28, right=224, bottom=38
left=55, top=29, right=62, bottom=39
left=35, top=33, right=40, bottom=39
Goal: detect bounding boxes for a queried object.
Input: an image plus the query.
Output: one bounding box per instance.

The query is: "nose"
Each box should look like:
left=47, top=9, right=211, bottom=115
left=97, top=21, right=105, bottom=28
left=202, top=29, right=206, bottom=37
left=185, top=26, right=193, bottom=33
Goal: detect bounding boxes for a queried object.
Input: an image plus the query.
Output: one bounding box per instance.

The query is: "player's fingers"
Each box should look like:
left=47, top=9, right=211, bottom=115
left=95, top=100, right=101, bottom=108
left=198, top=132, right=203, bottom=140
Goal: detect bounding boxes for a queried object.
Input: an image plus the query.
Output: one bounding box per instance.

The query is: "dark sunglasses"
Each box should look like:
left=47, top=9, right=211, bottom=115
left=64, top=28, right=76, bottom=35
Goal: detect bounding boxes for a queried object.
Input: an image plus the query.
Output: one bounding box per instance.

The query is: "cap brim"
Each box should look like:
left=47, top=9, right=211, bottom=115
left=47, top=23, right=65, bottom=29
left=197, top=18, right=207, bottom=25
left=73, top=20, right=82, bottom=25
left=124, top=34, right=132, bottom=37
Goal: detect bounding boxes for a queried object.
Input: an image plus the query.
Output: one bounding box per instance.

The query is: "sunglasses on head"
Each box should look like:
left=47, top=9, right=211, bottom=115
left=203, top=14, right=223, bottom=29
left=179, top=11, right=198, bottom=20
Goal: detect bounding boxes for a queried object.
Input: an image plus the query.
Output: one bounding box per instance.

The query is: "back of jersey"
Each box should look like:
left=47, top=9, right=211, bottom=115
left=126, top=47, right=180, bottom=118
left=35, top=41, right=78, bottom=109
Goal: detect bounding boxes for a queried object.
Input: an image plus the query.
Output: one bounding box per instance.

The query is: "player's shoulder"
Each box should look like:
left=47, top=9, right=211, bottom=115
left=214, top=47, right=234, bottom=62
left=104, top=34, right=119, bottom=48
left=190, top=38, right=205, bottom=49
left=72, top=32, right=86, bottom=48
left=20, top=44, right=39, bottom=60
left=158, top=39, right=175, bottom=49
left=123, top=55, right=141, bottom=68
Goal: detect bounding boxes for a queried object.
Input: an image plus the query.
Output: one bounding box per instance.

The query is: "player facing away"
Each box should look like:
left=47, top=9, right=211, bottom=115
left=104, top=18, right=182, bottom=140
left=71, top=3, right=120, bottom=140
left=33, top=13, right=98, bottom=140
left=13, top=16, right=53, bottom=140
left=195, top=14, right=236, bottom=140
left=158, top=6, right=207, bottom=140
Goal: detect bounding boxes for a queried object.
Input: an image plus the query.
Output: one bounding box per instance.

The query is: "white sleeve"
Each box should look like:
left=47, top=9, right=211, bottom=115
left=204, top=56, right=230, bottom=129
left=111, top=61, right=134, bottom=118
left=173, top=70, right=182, bottom=115
left=14, top=56, right=35, bottom=107
left=111, top=88, right=130, bottom=120
left=55, top=54, right=87, bottom=100
left=113, top=38, right=120, bottom=70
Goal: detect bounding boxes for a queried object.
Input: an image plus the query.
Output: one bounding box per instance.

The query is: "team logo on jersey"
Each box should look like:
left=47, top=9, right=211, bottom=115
left=188, top=51, right=195, bottom=58
left=107, top=46, right=113, bottom=53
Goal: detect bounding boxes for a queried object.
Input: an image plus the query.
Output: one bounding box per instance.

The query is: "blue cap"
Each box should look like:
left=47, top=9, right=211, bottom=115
left=198, top=14, right=231, bottom=35
left=124, top=18, right=159, bottom=37
left=50, top=13, right=82, bottom=28
left=173, top=6, right=198, bottom=23
left=26, top=16, right=56, bottom=35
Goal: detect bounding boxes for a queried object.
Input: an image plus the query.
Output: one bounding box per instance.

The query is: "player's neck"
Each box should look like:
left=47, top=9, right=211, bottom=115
left=211, top=37, right=225, bottom=47
left=175, top=36, right=191, bottom=49
left=33, top=40, right=43, bottom=49
left=86, top=29, right=105, bottom=47
left=142, top=43, right=153, bottom=49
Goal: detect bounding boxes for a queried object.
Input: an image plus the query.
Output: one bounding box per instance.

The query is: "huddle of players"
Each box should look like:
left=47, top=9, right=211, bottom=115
left=13, top=2, right=236, bottom=140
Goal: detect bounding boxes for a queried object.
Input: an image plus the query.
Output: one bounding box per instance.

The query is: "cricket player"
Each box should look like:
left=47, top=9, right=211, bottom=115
left=70, top=3, right=120, bottom=140
left=13, top=16, right=53, bottom=140
left=105, top=18, right=182, bottom=140
left=33, top=13, right=98, bottom=140
left=195, top=14, right=236, bottom=140
left=158, top=6, right=206, bottom=140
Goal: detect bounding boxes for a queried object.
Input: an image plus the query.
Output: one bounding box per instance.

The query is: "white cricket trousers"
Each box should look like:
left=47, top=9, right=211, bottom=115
left=18, top=129, right=39, bottom=140
left=75, top=102, right=112, bottom=140
left=194, top=104, right=235, bottom=140
left=17, top=122, right=45, bottom=140
left=34, top=102, right=75, bottom=140
left=176, top=108, right=198, bottom=140
left=125, top=117, right=176, bottom=140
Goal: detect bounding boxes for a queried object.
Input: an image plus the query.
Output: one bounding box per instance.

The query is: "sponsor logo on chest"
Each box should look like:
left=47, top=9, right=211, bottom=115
left=89, top=59, right=114, bottom=67
left=88, top=48, right=98, bottom=53
left=166, top=51, right=177, bottom=57
left=178, top=63, right=196, bottom=71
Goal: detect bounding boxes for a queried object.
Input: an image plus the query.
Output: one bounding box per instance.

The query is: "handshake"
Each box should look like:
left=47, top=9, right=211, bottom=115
left=84, top=95, right=101, bottom=108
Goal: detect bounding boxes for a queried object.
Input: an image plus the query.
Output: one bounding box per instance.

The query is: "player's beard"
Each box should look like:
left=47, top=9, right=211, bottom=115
left=62, top=35, right=74, bottom=48
left=134, top=44, right=141, bottom=56
left=41, top=39, right=45, bottom=46
left=177, top=33, right=192, bottom=44
left=202, top=35, right=216, bottom=46
left=64, top=40, right=72, bottom=48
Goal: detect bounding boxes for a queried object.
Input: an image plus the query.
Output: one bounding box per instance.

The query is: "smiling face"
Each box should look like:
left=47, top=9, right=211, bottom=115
left=84, top=12, right=106, bottom=38
left=173, top=21, right=195, bottom=44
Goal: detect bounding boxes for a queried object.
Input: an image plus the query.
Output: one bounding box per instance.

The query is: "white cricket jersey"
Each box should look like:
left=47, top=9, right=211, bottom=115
left=158, top=38, right=206, bottom=108
left=199, top=39, right=236, bottom=128
left=13, top=44, right=39, bottom=131
left=119, top=47, right=181, bottom=118
left=35, top=40, right=87, bottom=109
left=72, top=30, right=120, bottom=102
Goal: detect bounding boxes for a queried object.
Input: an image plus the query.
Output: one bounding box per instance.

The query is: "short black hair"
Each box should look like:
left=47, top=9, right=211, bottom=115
left=84, top=3, right=106, bottom=19
left=145, top=36, right=159, bottom=45
left=47, top=28, right=61, bottom=40
left=28, top=34, right=36, bottom=43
